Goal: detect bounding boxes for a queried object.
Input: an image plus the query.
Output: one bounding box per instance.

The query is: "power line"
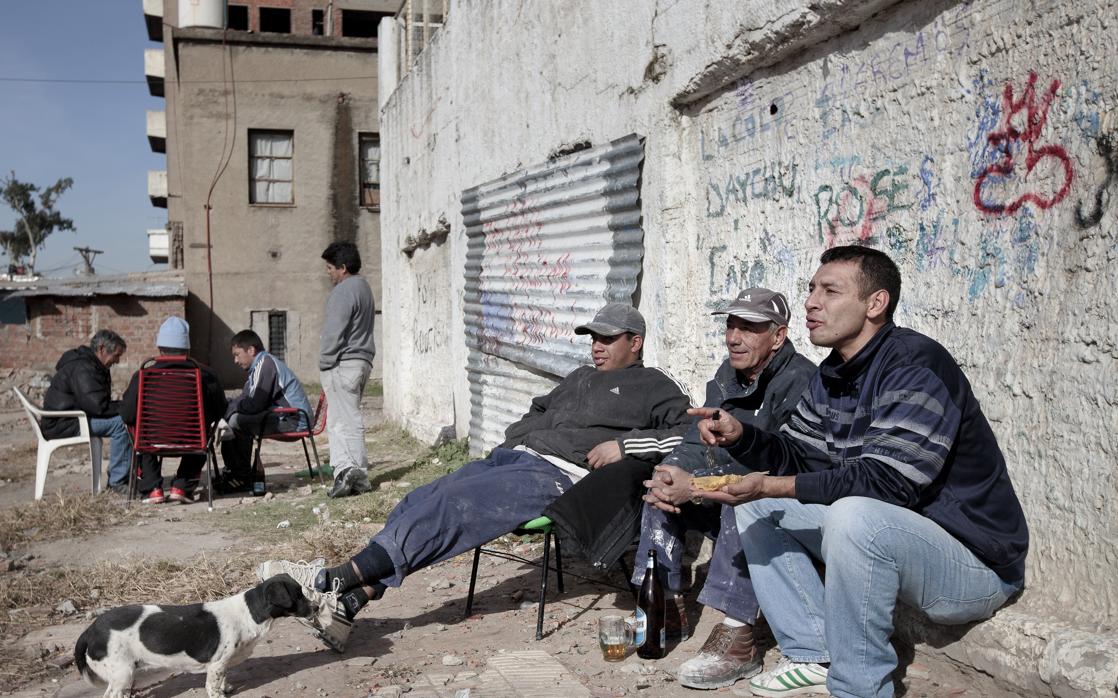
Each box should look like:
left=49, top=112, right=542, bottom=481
left=0, top=75, right=375, bottom=85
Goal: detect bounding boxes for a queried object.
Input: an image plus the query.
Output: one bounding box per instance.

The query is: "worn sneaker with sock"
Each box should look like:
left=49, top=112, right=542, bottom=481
left=256, top=558, right=326, bottom=591
left=141, top=488, right=165, bottom=504
left=315, top=600, right=354, bottom=653
left=255, top=558, right=352, bottom=652
left=256, top=559, right=329, bottom=617
left=748, top=657, right=829, bottom=696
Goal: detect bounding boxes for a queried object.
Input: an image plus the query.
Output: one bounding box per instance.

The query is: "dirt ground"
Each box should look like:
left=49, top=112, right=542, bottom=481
left=0, top=397, right=1029, bottom=698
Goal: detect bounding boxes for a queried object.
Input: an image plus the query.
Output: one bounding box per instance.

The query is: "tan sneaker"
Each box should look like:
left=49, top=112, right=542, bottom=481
left=314, top=601, right=354, bottom=653
left=677, top=622, right=763, bottom=689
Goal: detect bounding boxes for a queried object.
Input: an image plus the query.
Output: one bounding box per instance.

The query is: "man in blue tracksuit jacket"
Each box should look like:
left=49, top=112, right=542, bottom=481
left=218, top=329, right=313, bottom=493
left=693, top=246, right=1028, bottom=698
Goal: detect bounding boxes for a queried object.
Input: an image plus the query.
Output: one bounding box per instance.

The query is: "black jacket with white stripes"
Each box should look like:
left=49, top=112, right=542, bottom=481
left=664, top=340, right=815, bottom=474
left=500, top=360, right=692, bottom=468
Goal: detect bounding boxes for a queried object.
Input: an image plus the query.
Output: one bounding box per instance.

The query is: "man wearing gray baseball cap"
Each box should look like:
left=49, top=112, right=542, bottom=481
left=639, top=287, right=816, bottom=689
left=257, top=302, right=693, bottom=653
left=574, top=302, right=646, bottom=337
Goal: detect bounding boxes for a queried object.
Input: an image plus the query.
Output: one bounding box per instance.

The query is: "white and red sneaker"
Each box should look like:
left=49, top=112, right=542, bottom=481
left=167, top=486, right=193, bottom=503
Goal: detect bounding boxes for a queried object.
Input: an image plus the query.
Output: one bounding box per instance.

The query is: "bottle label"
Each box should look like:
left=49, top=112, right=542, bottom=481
left=633, top=609, right=647, bottom=647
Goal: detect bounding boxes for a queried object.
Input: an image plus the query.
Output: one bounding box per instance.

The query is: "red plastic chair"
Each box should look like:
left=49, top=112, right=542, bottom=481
left=251, top=393, right=327, bottom=484
left=127, top=356, right=216, bottom=510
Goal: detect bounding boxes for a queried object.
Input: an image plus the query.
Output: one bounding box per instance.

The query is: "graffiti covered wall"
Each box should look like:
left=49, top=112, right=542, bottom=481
left=379, top=0, right=1117, bottom=692
left=686, top=0, right=1117, bottom=634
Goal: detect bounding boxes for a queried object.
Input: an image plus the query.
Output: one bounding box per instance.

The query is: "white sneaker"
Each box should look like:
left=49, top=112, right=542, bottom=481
left=255, top=559, right=333, bottom=627
left=748, top=657, right=829, bottom=696
left=255, top=557, right=325, bottom=588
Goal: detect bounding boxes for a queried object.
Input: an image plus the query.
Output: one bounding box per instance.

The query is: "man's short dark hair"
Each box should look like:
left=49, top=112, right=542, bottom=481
left=230, top=329, right=265, bottom=353
left=819, top=245, right=902, bottom=321
left=321, top=242, right=362, bottom=275
left=90, top=329, right=126, bottom=354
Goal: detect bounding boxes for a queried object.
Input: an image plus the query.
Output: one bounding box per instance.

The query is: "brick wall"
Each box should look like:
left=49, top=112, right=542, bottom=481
left=0, top=295, right=187, bottom=382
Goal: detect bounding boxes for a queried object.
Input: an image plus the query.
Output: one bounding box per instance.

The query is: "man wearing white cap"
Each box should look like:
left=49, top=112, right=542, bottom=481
left=120, top=317, right=226, bottom=504
left=640, top=287, right=815, bottom=689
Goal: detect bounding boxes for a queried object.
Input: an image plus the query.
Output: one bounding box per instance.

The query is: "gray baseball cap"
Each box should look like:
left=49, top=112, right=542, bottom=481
left=712, top=287, right=791, bottom=325
left=574, top=303, right=646, bottom=337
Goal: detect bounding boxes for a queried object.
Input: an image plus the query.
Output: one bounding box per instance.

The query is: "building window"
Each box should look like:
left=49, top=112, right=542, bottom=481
left=249, top=130, right=294, bottom=205
left=359, top=133, right=380, bottom=208
left=267, top=311, right=287, bottom=361
left=259, top=7, right=291, bottom=33
left=311, top=9, right=324, bottom=35
left=341, top=9, right=391, bottom=38
left=227, top=4, right=249, bottom=30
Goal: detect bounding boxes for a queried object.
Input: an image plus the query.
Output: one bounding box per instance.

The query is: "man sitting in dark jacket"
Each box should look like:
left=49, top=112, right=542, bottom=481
left=42, top=329, right=130, bottom=491
left=639, top=288, right=815, bottom=689
left=119, top=317, right=226, bottom=504
left=256, top=303, right=693, bottom=653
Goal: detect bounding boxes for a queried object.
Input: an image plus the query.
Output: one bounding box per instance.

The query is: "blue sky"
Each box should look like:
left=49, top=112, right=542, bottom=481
left=0, top=1, right=166, bottom=277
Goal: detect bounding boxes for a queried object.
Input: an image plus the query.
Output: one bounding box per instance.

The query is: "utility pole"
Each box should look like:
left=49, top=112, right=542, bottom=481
left=74, top=246, right=103, bottom=275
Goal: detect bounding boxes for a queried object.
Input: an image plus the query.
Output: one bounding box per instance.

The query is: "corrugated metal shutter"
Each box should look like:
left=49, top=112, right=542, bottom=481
left=461, top=134, right=646, bottom=453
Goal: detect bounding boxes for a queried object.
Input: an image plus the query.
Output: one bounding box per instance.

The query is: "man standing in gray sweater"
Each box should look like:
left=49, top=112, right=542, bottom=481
left=320, top=242, right=377, bottom=498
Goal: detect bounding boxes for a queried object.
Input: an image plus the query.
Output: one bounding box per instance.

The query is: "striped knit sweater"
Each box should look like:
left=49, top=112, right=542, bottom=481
left=728, top=323, right=1028, bottom=582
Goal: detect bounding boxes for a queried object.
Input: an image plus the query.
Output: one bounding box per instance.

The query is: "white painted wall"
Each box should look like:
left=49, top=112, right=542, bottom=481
left=380, top=0, right=1117, bottom=691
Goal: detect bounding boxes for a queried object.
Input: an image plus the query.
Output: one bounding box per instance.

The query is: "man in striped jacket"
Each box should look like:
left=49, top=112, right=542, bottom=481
left=694, top=246, right=1028, bottom=698
left=258, top=303, right=693, bottom=652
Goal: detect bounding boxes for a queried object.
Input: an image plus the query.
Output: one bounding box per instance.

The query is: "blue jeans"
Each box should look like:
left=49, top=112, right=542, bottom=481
left=89, top=416, right=131, bottom=487
left=736, top=496, right=1022, bottom=698
left=366, top=448, right=571, bottom=587
left=633, top=501, right=758, bottom=622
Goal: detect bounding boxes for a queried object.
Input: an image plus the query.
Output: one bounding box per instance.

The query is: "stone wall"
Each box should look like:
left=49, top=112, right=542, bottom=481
left=378, top=1, right=1118, bottom=693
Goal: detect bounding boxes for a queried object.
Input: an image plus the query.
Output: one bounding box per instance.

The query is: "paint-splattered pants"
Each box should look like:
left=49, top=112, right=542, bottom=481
left=632, top=500, right=759, bottom=623
left=366, top=447, right=572, bottom=587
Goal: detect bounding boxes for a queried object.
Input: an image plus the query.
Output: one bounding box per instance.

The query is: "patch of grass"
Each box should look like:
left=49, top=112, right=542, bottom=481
left=364, top=380, right=384, bottom=397
left=222, top=497, right=323, bottom=542
left=367, top=421, right=425, bottom=456
left=225, top=438, right=471, bottom=554
left=0, top=493, right=140, bottom=554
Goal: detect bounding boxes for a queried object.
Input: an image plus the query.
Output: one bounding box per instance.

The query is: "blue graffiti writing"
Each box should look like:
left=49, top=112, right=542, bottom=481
left=700, top=95, right=791, bottom=161
left=706, top=160, right=799, bottom=217
left=817, top=3, right=975, bottom=122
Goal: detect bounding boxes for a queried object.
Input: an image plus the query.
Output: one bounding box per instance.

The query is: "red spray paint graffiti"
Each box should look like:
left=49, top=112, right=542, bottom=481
left=973, top=71, right=1073, bottom=215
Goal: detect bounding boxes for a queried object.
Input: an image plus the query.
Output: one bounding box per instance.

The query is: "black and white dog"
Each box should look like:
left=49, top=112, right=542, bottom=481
left=74, top=573, right=314, bottom=698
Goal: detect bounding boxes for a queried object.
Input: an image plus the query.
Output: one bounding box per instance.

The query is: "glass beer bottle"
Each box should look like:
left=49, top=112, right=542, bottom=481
left=636, top=550, right=666, bottom=659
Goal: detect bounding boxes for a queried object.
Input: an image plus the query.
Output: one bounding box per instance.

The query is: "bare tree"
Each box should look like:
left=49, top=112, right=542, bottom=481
left=0, top=172, right=76, bottom=275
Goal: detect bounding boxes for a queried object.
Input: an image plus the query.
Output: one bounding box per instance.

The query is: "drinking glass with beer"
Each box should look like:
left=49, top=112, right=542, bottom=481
left=598, top=615, right=633, bottom=661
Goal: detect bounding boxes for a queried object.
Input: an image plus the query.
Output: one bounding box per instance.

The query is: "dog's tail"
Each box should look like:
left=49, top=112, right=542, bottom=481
left=73, top=629, right=105, bottom=687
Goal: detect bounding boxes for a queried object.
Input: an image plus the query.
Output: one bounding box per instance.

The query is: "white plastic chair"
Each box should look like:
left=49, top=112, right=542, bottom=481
left=12, top=387, right=104, bottom=500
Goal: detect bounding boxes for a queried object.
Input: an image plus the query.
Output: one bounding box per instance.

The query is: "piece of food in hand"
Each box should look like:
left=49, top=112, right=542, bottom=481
left=691, top=474, right=744, bottom=491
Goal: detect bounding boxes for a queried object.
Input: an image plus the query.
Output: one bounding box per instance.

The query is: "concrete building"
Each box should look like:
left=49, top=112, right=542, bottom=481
left=377, top=0, right=1118, bottom=694
left=143, top=0, right=395, bottom=384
